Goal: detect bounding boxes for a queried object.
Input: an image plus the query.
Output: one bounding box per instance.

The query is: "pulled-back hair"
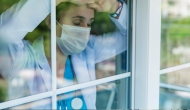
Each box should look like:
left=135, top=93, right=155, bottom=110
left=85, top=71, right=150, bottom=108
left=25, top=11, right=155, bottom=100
left=56, top=2, right=74, bottom=21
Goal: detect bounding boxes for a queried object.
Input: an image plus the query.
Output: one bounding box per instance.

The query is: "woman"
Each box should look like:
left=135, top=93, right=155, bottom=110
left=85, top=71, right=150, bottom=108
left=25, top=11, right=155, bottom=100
left=0, top=0, right=127, bottom=109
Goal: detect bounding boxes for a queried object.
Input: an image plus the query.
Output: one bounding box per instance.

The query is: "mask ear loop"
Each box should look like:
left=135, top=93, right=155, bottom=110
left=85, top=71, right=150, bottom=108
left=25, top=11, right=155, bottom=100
left=56, top=21, right=63, bottom=28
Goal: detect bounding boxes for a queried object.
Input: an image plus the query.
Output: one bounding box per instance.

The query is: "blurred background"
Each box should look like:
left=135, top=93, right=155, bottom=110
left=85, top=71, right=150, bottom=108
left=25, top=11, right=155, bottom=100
left=160, top=0, right=190, bottom=108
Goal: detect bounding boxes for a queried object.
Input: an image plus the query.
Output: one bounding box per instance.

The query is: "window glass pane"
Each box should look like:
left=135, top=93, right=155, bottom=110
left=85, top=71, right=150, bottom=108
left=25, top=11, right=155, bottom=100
left=160, top=88, right=190, bottom=109
left=57, top=78, right=128, bottom=109
left=161, top=0, right=190, bottom=69
left=5, top=97, right=51, bottom=109
left=160, top=68, right=190, bottom=88
left=0, top=0, right=52, bottom=102
left=55, top=0, right=128, bottom=89
left=160, top=0, right=190, bottom=108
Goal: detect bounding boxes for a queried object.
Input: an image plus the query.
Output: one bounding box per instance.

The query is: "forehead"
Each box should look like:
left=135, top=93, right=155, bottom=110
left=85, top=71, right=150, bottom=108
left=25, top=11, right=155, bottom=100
left=62, top=5, right=94, bottom=19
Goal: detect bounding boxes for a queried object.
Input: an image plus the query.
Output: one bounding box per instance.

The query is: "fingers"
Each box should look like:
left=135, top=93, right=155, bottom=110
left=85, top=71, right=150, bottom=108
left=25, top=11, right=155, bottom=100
left=81, top=0, right=97, bottom=5
left=88, top=3, right=102, bottom=12
left=87, top=0, right=97, bottom=4
left=70, top=0, right=96, bottom=6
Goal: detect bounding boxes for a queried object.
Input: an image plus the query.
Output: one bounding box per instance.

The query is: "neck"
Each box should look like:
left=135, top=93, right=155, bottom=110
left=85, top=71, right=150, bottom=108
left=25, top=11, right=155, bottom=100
left=44, top=36, right=67, bottom=71
left=44, top=35, right=67, bottom=88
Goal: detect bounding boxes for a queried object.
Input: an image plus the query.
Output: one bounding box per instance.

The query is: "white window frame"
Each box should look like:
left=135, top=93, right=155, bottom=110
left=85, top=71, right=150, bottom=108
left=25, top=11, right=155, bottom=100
left=160, top=63, right=190, bottom=74
left=133, top=0, right=190, bottom=109
left=0, top=0, right=132, bottom=109
left=132, top=0, right=161, bottom=109
left=0, top=73, right=131, bottom=109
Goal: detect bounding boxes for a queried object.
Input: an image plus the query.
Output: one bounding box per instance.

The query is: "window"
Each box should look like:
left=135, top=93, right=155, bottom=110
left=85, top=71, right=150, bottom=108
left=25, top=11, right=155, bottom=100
left=0, top=0, right=132, bottom=109
left=160, top=0, right=190, bottom=109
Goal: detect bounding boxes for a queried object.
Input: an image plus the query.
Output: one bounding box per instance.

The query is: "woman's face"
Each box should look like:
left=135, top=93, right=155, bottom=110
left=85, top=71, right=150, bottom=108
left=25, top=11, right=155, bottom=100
left=56, top=4, right=94, bottom=37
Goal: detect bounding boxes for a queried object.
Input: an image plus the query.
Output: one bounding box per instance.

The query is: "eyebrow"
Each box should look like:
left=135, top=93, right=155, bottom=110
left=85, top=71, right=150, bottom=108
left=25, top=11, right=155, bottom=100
left=72, top=16, right=94, bottom=20
left=72, top=16, right=85, bottom=19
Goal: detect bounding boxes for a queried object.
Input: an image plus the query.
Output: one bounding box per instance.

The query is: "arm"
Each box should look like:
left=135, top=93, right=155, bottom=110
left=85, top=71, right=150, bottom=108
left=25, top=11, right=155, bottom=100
left=0, top=0, right=51, bottom=79
left=88, top=1, right=128, bottom=63
left=0, top=0, right=51, bottom=44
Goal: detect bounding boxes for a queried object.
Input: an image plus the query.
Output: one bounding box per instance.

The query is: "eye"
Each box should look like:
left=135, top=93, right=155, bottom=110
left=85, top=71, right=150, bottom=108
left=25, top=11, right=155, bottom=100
left=73, top=20, right=81, bottom=26
left=73, top=22, right=80, bottom=26
left=87, top=24, right=91, bottom=27
left=88, top=19, right=94, bottom=27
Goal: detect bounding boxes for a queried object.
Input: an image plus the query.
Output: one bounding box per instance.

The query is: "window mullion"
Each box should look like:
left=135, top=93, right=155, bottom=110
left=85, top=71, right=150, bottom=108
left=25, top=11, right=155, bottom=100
left=50, top=0, right=57, bottom=109
left=133, top=0, right=161, bottom=108
left=56, top=72, right=131, bottom=95
left=0, top=91, right=53, bottom=109
left=160, top=83, right=190, bottom=93
left=160, top=63, right=190, bottom=74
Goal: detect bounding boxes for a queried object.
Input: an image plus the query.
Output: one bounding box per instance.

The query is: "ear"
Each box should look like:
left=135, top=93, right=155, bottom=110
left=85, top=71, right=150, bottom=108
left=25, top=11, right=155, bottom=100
left=45, top=14, right=51, bottom=29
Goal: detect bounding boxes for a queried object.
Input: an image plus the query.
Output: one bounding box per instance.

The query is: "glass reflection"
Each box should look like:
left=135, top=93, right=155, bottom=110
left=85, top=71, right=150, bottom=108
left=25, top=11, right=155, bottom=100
left=0, top=0, right=51, bottom=102
left=0, top=0, right=128, bottom=105
left=160, top=68, right=190, bottom=88
left=160, top=88, right=190, bottom=109
left=160, top=0, right=190, bottom=108
left=96, top=57, right=116, bottom=79
left=56, top=0, right=128, bottom=90
left=57, top=78, right=128, bottom=109
left=6, top=98, right=51, bottom=109
left=161, top=0, right=190, bottom=69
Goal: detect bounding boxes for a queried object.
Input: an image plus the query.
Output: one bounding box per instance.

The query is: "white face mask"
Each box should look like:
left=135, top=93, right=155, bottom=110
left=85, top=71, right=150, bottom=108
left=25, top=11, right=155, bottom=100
left=56, top=22, right=91, bottom=55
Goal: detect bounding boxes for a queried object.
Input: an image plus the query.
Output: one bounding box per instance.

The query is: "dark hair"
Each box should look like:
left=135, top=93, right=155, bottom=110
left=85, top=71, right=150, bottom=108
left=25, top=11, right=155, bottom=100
left=56, top=2, right=74, bottom=21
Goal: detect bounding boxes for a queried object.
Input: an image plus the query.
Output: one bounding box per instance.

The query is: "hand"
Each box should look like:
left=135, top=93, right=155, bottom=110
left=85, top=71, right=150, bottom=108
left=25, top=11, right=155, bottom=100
left=57, top=0, right=96, bottom=6
left=88, top=0, right=119, bottom=14
left=70, top=0, right=96, bottom=5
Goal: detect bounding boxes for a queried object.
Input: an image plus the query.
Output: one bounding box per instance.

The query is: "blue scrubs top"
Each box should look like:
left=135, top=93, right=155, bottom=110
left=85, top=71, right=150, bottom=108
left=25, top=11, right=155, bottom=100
left=57, top=56, right=87, bottom=110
